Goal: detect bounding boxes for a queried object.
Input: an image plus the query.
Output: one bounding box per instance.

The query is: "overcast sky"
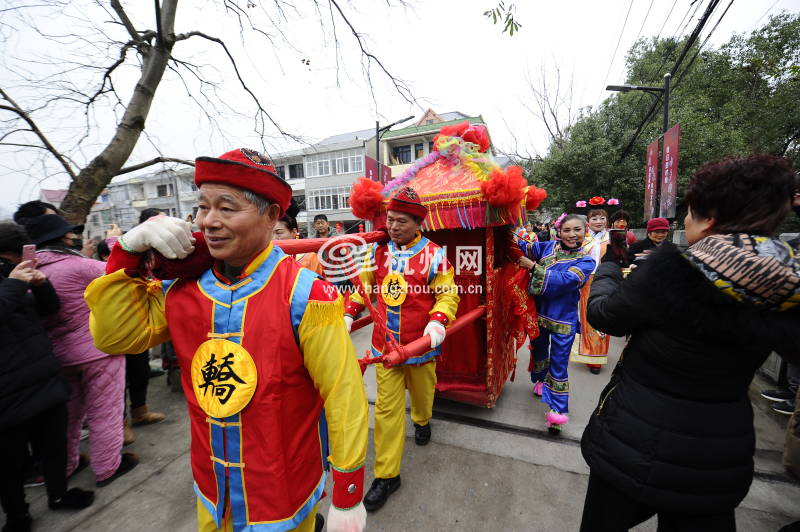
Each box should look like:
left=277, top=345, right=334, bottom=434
left=1, top=0, right=798, bottom=217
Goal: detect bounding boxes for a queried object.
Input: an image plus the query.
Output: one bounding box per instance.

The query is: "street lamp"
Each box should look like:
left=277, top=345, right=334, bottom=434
left=606, top=72, right=671, bottom=137
left=375, top=115, right=415, bottom=169
left=607, top=72, right=672, bottom=212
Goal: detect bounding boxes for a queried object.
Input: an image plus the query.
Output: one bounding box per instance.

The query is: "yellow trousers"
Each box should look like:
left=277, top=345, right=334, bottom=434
left=197, top=500, right=318, bottom=532
left=374, top=361, right=437, bottom=478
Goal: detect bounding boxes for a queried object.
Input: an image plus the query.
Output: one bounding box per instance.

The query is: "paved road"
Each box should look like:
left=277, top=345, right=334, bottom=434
left=21, top=329, right=800, bottom=531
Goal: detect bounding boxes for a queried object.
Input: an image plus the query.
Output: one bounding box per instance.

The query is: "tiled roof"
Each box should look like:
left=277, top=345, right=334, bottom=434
left=317, top=128, right=375, bottom=145
left=381, top=116, right=485, bottom=139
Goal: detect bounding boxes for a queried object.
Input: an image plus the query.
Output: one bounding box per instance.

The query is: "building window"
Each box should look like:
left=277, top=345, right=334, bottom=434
left=91, top=214, right=99, bottom=224
left=305, top=153, right=331, bottom=178
left=289, top=164, right=304, bottom=179
left=276, top=165, right=286, bottom=179
left=391, top=145, right=411, bottom=164
left=101, top=210, right=112, bottom=224
left=426, top=119, right=434, bottom=124
left=156, top=184, right=174, bottom=197
left=307, top=186, right=352, bottom=212
left=334, top=149, right=364, bottom=175
left=415, top=143, right=424, bottom=159
left=191, top=183, right=198, bottom=191
left=429, top=141, right=434, bottom=153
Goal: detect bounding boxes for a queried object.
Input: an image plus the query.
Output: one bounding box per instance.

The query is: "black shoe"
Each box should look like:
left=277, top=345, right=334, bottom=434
left=148, top=368, right=165, bottom=378
left=761, top=389, right=795, bottom=402
left=772, top=400, right=796, bottom=415
left=1, top=512, right=31, bottom=532
left=314, top=513, right=324, bottom=532
left=96, top=452, right=139, bottom=487
left=48, top=488, right=94, bottom=510
left=589, top=367, right=601, bottom=375
left=778, top=520, right=800, bottom=532
left=414, top=423, right=431, bottom=446
left=363, top=476, right=401, bottom=512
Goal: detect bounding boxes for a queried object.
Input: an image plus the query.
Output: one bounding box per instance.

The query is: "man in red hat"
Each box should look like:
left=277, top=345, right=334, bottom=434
left=344, top=186, right=459, bottom=512
left=84, top=148, right=369, bottom=532
left=628, top=217, right=674, bottom=262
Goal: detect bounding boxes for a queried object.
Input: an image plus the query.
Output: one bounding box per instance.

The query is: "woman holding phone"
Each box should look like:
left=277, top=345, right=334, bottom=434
left=580, top=155, right=800, bottom=530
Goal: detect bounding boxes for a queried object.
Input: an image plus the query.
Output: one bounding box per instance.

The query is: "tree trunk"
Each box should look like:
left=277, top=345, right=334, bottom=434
left=59, top=0, right=179, bottom=224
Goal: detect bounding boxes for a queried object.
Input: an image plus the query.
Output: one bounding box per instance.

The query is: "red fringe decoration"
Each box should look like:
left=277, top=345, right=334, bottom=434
left=480, top=165, right=527, bottom=209
left=525, top=185, right=548, bottom=211
left=350, top=178, right=384, bottom=220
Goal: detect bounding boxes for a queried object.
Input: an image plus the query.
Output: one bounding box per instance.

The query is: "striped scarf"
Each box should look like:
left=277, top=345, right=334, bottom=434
left=684, top=233, right=800, bottom=312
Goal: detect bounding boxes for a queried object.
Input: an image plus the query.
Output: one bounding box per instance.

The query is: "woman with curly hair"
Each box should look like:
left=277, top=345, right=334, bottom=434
left=580, top=155, right=800, bottom=531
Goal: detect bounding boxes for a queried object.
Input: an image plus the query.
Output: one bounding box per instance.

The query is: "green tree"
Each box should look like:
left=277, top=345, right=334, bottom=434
left=521, top=12, right=800, bottom=231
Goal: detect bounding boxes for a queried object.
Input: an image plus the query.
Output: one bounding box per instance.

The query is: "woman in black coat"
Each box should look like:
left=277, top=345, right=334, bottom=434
left=579, top=155, right=800, bottom=531
left=0, top=222, right=93, bottom=532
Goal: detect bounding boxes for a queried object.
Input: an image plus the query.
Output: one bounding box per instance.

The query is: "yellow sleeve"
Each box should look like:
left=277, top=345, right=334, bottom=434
left=347, top=244, right=377, bottom=309
left=300, top=294, right=368, bottom=471
left=84, top=269, right=170, bottom=355
left=429, top=266, right=460, bottom=323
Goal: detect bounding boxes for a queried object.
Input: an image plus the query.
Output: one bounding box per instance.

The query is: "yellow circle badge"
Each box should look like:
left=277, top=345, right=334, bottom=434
left=191, top=339, right=257, bottom=418
left=381, top=272, right=408, bottom=306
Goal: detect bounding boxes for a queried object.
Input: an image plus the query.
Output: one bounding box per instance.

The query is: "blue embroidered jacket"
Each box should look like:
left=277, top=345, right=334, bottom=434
left=518, top=240, right=596, bottom=335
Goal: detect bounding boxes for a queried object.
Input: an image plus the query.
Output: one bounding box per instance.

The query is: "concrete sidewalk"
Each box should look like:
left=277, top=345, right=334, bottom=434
left=20, top=329, right=800, bottom=531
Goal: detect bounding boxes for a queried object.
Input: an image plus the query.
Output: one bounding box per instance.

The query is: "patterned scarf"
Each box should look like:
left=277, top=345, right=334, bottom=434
left=684, top=233, right=800, bottom=312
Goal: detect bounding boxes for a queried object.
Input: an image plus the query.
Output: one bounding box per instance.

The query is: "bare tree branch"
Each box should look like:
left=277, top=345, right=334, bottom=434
left=116, top=156, right=195, bottom=176
left=174, top=30, right=300, bottom=141
left=0, top=88, right=76, bottom=179
left=109, top=0, right=141, bottom=42
left=328, top=0, right=414, bottom=105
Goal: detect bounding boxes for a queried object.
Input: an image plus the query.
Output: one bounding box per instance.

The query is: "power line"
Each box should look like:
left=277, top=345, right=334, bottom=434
left=620, top=0, right=721, bottom=158
left=622, top=1, right=699, bottom=140
left=654, top=0, right=680, bottom=41
left=751, top=0, right=781, bottom=30
left=672, top=0, right=735, bottom=90
left=615, top=0, right=657, bottom=83
left=595, top=0, right=635, bottom=108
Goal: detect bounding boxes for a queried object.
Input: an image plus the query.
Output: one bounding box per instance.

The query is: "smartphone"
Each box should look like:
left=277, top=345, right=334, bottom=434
left=22, top=244, right=36, bottom=265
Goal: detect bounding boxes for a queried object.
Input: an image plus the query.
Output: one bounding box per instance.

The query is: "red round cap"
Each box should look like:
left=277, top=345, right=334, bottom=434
left=646, top=217, right=670, bottom=232
left=194, top=148, right=292, bottom=215
left=387, top=186, right=427, bottom=220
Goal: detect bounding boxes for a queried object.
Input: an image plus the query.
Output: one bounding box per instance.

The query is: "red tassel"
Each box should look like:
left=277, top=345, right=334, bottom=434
left=481, top=165, right=527, bottom=209
left=350, top=178, right=384, bottom=220
left=525, top=185, right=548, bottom=211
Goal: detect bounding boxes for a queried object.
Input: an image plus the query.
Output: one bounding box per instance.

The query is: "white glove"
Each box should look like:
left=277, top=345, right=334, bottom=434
left=344, top=315, right=354, bottom=333
left=424, top=320, right=446, bottom=349
left=119, top=216, right=195, bottom=260
left=326, top=502, right=366, bottom=532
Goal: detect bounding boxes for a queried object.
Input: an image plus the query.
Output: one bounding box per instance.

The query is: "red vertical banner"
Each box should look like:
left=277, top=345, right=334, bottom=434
left=659, top=123, right=680, bottom=218
left=644, top=140, right=659, bottom=221
left=364, top=155, right=391, bottom=185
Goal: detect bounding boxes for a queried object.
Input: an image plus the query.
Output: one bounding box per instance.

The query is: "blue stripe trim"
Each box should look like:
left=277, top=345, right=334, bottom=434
left=387, top=236, right=429, bottom=258
left=404, top=345, right=441, bottom=365
left=243, top=473, right=326, bottom=531
left=162, top=279, right=176, bottom=295
left=227, top=413, right=248, bottom=530
left=208, top=420, right=227, bottom=526
left=290, top=268, right=318, bottom=338
left=319, top=409, right=330, bottom=472
left=427, top=248, right=445, bottom=284
left=198, top=245, right=286, bottom=305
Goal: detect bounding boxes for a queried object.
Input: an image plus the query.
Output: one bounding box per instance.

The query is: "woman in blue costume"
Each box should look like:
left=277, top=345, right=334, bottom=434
left=516, top=214, right=596, bottom=434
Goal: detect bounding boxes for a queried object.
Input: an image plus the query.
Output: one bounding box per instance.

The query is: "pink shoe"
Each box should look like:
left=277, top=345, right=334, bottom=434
left=545, top=410, right=569, bottom=435
left=533, top=381, right=544, bottom=397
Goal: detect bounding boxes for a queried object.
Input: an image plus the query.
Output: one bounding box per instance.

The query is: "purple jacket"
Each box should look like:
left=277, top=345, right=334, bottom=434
left=36, top=248, right=109, bottom=366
